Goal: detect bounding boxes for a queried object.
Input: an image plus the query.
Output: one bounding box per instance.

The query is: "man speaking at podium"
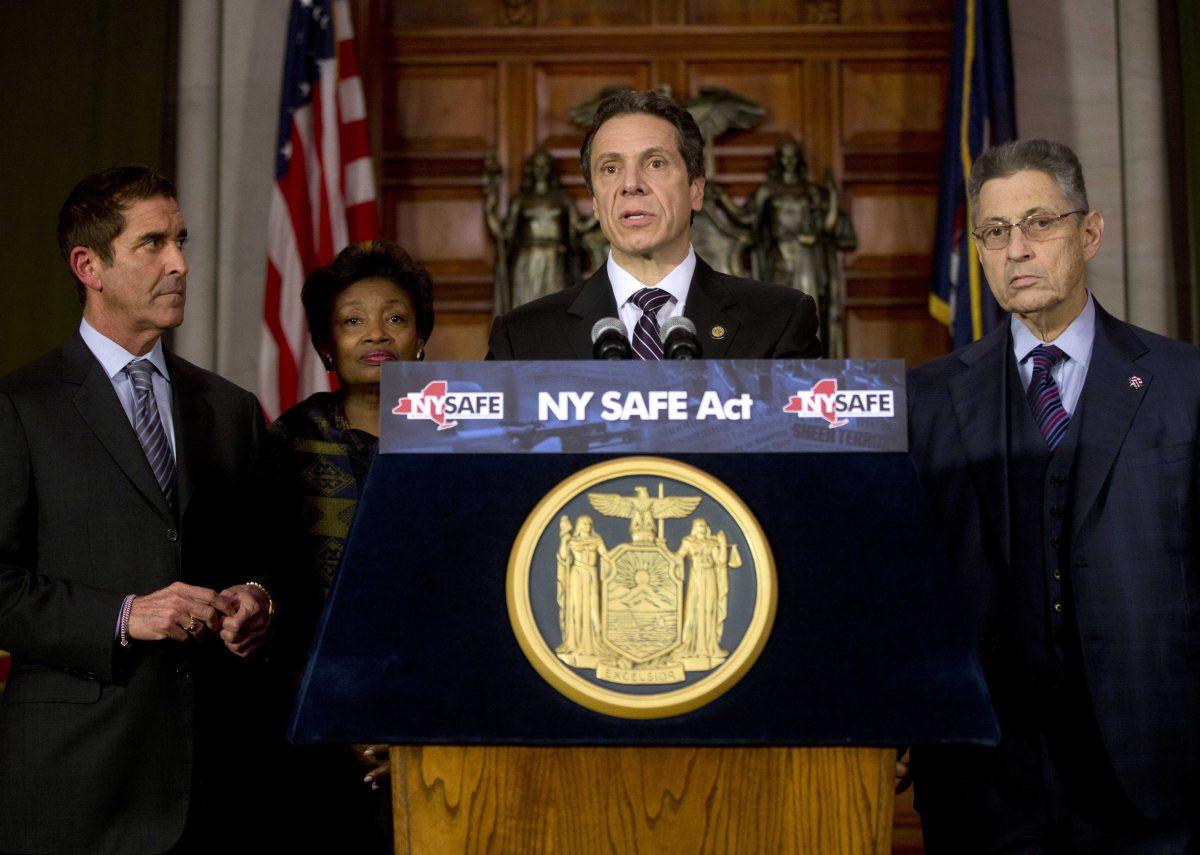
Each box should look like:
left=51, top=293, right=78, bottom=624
left=908, top=140, right=1200, bottom=851
left=487, top=88, right=822, bottom=360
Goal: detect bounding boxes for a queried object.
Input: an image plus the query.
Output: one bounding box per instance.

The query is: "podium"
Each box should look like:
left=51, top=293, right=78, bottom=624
left=389, top=745, right=893, bottom=853
left=291, top=360, right=997, bottom=854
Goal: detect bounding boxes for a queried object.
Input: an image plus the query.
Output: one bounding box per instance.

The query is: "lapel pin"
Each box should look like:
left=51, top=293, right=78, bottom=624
left=1128, top=375, right=1143, bottom=389
left=710, top=325, right=726, bottom=340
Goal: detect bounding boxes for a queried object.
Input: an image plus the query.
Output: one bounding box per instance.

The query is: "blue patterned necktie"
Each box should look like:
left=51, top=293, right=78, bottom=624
left=628, top=287, right=672, bottom=360
left=125, top=360, right=177, bottom=503
left=1025, top=344, right=1070, bottom=451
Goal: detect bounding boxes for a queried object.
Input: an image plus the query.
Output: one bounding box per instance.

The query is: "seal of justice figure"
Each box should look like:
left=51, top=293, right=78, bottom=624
left=508, top=457, right=776, bottom=718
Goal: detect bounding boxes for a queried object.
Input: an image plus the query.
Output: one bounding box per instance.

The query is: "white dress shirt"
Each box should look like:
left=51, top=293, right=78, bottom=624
left=78, top=318, right=177, bottom=458
left=1010, top=292, right=1095, bottom=417
left=608, top=247, right=696, bottom=344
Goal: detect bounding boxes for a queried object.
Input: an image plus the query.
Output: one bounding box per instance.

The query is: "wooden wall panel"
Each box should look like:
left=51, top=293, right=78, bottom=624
left=387, top=65, right=497, bottom=152
left=386, top=186, right=493, bottom=317
left=425, top=311, right=493, bottom=361
left=537, top=0, right=652, bottom=26
left=685, top=0, right=804, bottom=25
left=837, top=42, right=944, bottom=368
left=846, top=261, right=934, bottom=297
left=846, top=305, right=948, bottom=362
left=842, top=182, right=941, bottom=366
left=500, top=61, right=533, bottom=193
left=845, top=186, right=938, bottom=261
left=391, top=192, right=490, bottom=265
left=535, top=62, right=651, bottom=163
left=841, top=61, right=946, bottom=144
left=388, top=0, right=497, bottom=29
left=840, top=0, right=951, bottom=23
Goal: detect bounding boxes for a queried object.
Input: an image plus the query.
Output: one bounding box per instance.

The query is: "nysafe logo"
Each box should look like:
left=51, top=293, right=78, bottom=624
left=782, top=379, right=895, bottom=428
left=392, top=381, right=504, bottom=431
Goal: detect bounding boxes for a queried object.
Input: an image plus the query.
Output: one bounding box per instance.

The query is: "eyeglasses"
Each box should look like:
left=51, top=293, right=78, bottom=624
left=971, top=210, right=1087, bottom=250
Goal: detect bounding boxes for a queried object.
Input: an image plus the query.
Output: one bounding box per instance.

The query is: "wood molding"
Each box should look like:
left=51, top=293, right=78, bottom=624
left=386, top=25, right=950, bottom=60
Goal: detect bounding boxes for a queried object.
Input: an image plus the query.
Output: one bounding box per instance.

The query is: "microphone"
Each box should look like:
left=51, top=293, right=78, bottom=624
left=591, top=317, right=633, bottom=360
left=659, top=316, right=701, bottom=360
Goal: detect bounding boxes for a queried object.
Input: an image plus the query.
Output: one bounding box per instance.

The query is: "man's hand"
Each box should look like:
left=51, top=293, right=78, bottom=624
left=217, top=584, right=272, bottom=657
left=128, top=582, right=235, bottom=642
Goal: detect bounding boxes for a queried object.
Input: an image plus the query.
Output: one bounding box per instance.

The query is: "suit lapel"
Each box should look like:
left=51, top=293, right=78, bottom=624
left=948, top=323, right=1012, bottom=569
left=65, top=334, right=173, bottom=520
left=566, top=267, right=620, bottom=359
left=578, top=257, right=739, bottom=358
left=1070, top=304, right=1149, bottom=544
left=168, top=354, right=212, bottom=521
left=682, top=259, right=739, bottom=358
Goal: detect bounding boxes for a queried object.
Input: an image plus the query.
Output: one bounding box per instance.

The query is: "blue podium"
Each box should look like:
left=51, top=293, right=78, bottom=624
left=292, top=360, right=995, bottom=853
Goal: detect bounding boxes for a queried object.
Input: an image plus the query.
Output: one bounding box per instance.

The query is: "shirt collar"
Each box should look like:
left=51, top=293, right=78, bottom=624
left=1011, top=291, right=1095, bottom=368
left=79, top=318, right=171, bottom=383
left=607, top=246, right=696, bottom=311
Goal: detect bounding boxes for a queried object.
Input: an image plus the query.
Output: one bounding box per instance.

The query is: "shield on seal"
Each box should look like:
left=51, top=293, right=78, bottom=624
left=599, top=543, right=684, bottom=663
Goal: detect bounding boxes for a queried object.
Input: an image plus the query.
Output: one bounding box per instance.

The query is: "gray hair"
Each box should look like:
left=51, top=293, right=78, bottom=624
left=968, top=138, right=1089, bottom=216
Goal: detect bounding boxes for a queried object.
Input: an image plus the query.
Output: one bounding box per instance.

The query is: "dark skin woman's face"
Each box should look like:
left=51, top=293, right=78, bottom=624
left=325, top=277, right=421, bottom=388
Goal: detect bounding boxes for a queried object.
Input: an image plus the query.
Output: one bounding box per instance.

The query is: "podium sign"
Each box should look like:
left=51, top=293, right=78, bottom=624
left=292, top=360, right=995, bottom=751
left=380, top=360, right=906, bottom=454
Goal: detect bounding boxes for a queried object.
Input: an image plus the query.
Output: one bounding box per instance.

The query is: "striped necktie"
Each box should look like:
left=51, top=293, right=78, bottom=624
left=1025, top=344, right=1070, bottom=451
left=629, top=287, right=672, bottom=360
left=125, top=360, right=177, bottom=504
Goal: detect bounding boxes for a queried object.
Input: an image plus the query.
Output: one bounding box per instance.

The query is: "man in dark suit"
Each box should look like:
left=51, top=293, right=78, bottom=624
left=908, top=139, right=1200, bottom=851
left=0, top=166, right=275, bottom=853
left=488, top=88, right=821, bottom=360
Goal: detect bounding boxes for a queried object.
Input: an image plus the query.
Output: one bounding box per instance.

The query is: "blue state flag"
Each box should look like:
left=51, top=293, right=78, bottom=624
left=930, top=0, right=1017, bottom=347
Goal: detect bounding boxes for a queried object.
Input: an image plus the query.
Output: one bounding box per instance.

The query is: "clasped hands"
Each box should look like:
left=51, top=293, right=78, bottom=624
left=128, top=581, right=271, bottom=657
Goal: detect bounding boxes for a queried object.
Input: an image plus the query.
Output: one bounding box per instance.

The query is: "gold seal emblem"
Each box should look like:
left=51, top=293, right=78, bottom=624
left=710, top=325, right=726, bottom=340
left=507, top=457, right=776, bottom=718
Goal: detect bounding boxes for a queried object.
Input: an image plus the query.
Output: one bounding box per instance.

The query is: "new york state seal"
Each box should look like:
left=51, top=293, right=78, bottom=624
left=507, top=457, right=776, bottom=718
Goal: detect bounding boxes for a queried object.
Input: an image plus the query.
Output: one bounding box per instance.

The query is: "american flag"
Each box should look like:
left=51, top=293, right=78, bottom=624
left=260, top=0, right=379, bottom=419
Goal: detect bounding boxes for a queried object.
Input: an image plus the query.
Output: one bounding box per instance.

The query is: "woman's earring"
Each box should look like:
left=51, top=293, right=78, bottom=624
left=319, top=353, right=333, bottom=371
left=416, top=347, right=426, bottom=362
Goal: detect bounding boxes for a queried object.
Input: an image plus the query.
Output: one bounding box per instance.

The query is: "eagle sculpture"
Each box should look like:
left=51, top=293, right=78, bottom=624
left=587, top=486, right=701, bottom=544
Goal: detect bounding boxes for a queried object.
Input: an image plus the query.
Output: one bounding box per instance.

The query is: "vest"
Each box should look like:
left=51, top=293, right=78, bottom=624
left=999, top=352, right=1083, bottom=695
left=994, top=349, right=1132, bottom=811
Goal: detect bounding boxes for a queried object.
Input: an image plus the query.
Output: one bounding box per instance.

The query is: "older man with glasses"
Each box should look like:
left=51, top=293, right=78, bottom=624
left=907, top=139, right=1200, bottom=852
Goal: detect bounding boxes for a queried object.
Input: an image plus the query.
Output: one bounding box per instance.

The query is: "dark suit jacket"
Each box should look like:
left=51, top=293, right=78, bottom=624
left=907, top=301, right=1200, bottom=818
left=0, top=333, right=274, bottom=854
left=487, top=256, right=823, bottom=359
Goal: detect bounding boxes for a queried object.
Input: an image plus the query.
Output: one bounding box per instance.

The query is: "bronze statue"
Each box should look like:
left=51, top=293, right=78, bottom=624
left=684, top=87, right=764, bottom=276
left=692, top=185, right=755, bottom=276
left=485, top=148, right=590, bottom=314
left=749, top=137, right=856, bottom=356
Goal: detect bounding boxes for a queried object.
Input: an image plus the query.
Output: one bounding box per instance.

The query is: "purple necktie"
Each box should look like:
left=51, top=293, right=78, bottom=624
left=629, top=287, right=672, bottom=361
left=125, top=359, right=177, bottom=503
left=1025, top=344, right=1070, bottom=451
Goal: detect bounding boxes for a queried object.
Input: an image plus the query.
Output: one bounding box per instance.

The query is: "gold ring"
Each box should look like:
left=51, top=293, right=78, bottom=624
left=185, top=617, right=199, bottom=634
